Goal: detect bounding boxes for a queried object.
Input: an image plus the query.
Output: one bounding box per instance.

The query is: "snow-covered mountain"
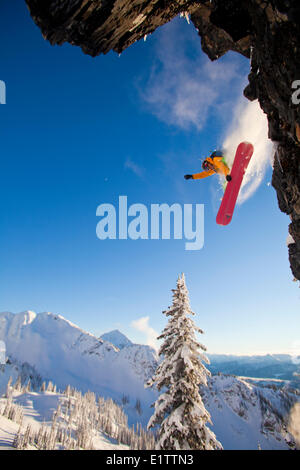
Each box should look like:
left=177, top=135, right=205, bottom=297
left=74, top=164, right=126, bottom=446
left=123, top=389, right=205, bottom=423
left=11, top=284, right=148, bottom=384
left=100, top=330, right=133, bottom=350
left=1, top=310, right=299, bottom=449
left=202, top=374, right=299, bottom=450
left=0, top=311, right=158, bottom=415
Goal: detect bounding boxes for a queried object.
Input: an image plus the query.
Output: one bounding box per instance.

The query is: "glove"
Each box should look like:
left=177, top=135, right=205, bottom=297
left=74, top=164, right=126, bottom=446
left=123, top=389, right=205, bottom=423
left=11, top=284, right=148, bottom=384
left=184, top=174, right=193, bottom=180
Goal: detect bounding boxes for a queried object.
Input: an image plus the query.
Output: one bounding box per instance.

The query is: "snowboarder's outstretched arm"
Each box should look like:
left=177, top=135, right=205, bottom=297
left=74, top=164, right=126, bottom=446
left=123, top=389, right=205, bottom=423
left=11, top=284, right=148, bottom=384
left=184, top=169, right=215, bottom=180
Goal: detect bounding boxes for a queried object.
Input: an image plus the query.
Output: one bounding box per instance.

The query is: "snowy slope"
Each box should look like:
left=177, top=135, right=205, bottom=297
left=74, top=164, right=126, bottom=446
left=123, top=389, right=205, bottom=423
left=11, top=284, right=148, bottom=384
left=0, top=311, right=158, bottom=410
left=0, top=415, right=21, bottom=450
left=202, top=375, right=298, bottom=450
left=0, top=389, right=131, bottom=450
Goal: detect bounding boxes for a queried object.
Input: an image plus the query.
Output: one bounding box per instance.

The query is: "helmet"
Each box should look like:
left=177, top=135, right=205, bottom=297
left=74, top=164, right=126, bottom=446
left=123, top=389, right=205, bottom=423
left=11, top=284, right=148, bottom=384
left=211, top=150, right=223, bottom=159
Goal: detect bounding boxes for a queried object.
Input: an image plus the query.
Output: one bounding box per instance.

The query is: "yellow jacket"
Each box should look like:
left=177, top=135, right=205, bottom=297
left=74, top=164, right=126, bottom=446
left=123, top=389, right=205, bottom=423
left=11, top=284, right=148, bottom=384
left=192, top=156, right=230, bottom=180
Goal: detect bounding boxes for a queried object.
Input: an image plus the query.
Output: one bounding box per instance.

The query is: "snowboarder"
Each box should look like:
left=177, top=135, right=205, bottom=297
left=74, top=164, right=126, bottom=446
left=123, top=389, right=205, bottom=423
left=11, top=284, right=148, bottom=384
left=184, top=150, right=232, bottom=182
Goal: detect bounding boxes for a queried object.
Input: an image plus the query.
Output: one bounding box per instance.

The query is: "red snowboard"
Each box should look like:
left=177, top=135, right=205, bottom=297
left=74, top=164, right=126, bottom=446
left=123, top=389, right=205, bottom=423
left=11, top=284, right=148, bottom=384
left=216, top=142, right=254, bottom=226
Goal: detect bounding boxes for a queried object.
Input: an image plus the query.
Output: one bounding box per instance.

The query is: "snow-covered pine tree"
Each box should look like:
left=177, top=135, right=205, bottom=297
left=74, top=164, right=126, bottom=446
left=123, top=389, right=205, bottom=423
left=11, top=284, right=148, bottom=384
left=146, top=273, right=222, bottom=450
left=5, top=376, right=13, bottom=399
left=14, top=376, right=22, bottom=392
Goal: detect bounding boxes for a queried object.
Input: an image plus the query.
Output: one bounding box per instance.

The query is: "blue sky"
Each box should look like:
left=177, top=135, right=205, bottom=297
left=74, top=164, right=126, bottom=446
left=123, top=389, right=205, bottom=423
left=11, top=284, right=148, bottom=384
left=0, top=1, right=299, bottom=355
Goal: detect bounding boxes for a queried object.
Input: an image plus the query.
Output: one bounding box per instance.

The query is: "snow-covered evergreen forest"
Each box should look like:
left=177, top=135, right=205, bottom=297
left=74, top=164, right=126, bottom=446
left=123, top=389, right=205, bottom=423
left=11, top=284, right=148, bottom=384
left=0, top=377, right=155, bottom=450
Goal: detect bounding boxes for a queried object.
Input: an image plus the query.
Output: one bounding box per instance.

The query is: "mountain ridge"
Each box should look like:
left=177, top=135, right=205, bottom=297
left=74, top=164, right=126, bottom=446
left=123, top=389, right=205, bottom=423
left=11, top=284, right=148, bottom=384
left=1, top=310, right=299, bottom=384
left=0, top=310, right=299, bottom=449
left=0, top=311, right=158, bottom=411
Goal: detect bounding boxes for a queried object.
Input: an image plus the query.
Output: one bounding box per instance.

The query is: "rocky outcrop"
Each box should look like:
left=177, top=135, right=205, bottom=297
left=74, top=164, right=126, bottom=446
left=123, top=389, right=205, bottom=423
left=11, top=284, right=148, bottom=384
left=25, top=0, right=300, bottom=280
